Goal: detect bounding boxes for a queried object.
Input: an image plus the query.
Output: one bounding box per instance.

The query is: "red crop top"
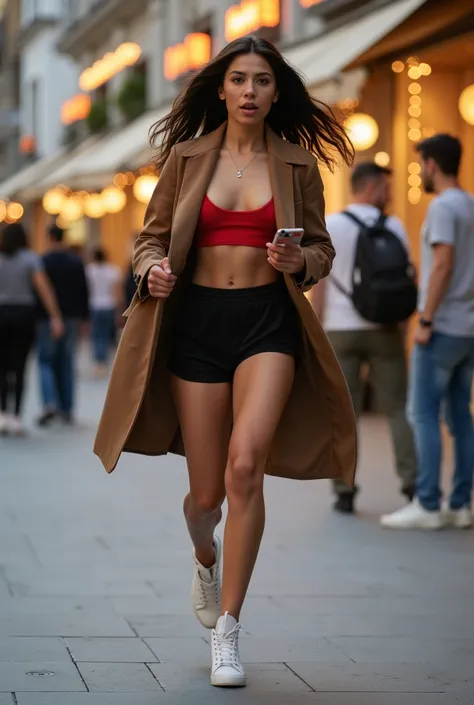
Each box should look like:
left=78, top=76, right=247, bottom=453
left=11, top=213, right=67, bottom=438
left=196, top=195, right=276, bottom=248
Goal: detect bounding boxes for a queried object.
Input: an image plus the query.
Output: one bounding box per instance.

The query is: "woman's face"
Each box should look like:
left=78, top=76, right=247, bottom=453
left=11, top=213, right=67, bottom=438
left=219, top=52, right=278, bottom=126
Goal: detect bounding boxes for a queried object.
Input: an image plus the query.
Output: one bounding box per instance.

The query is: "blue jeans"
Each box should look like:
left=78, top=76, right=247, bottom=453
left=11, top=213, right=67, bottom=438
left=407, top=332, right=474, bottom=511
left=91, top=309, right=116, bottom=364
left=37, top=319, right=80, bottom=414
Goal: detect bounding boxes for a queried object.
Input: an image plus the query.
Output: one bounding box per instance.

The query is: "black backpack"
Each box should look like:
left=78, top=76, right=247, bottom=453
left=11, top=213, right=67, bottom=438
left=331, top=210, right=418, bottom=325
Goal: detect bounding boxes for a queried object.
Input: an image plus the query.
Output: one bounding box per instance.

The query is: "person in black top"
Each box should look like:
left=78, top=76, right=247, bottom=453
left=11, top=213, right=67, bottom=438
left=36, top=225, right=89, bottom=426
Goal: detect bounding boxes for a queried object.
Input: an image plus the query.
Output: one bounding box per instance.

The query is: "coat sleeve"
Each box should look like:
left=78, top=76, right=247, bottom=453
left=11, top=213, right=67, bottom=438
left=133, top=146, right=178, bottom=299
left=297, top=160, right=335, bottom=293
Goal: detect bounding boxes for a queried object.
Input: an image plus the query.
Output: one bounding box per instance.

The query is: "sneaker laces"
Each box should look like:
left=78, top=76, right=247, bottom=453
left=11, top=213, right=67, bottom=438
left=196, top=567, right=219, bottom=610
left=213, top=624, right=242, bottom=669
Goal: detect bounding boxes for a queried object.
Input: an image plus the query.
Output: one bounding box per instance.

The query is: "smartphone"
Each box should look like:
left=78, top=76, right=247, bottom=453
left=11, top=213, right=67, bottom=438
left=272, top=228, right=305, bottom=247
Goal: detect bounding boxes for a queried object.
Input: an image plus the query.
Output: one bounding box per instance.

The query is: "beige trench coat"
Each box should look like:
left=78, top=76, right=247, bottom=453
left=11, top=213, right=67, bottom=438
left=94, top=123, right=357, bottom=486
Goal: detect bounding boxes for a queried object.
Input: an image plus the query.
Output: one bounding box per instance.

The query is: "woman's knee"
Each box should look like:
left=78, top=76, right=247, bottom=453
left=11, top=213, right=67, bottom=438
left=225, top=450, right=264, bottom=500
left=186, top=489, right=224, bottom=517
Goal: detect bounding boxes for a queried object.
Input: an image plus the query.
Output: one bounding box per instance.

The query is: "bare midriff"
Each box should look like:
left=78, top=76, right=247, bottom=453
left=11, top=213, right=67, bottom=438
left=192, top=246, right=279, bottom=289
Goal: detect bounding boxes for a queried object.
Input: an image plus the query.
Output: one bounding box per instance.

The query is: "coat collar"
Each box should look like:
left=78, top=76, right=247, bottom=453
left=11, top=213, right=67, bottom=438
left=181, top=122, right=308, bottom=166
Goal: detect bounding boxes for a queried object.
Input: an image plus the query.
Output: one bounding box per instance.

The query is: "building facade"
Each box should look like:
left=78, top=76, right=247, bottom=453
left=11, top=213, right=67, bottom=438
left=0, top=0, right=473, bottom=283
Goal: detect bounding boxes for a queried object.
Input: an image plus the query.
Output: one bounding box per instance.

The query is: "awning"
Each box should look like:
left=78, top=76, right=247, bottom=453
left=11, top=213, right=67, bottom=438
left=0, top=151, right=68, bottom=202
left=283, top=0, right=427, bottom=97
left=40, top=108, right=167, bottom=192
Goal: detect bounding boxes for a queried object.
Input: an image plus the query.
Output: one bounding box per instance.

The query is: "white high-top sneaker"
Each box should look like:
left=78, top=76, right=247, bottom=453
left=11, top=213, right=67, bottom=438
left=443, top=502, right=473, bottom=529
left=211, top=612, right=246, bottom=687
left=6, top=415, right=26, bottom=436
left=381, top=498, right=445, bottom=530
left=191, top=536, right=221, bottom=629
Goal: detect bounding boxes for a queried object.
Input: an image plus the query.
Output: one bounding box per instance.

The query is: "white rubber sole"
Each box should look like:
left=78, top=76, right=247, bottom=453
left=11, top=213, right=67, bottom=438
left=211, top=673, right=247, bottom=688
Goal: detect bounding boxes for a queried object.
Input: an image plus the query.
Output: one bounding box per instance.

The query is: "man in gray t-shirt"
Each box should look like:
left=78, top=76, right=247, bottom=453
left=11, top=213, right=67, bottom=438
left=382, top=134, right=474, bottom=531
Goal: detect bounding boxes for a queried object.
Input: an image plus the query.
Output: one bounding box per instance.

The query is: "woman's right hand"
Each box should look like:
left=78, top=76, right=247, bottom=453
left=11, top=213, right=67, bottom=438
left=147, top=257, right=177, bottom=299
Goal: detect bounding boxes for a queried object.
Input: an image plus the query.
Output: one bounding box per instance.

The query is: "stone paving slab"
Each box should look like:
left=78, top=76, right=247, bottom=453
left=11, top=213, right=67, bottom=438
left=0, top=612, right=135, bottom=637
left=287, top=663, right=474, bottom=693
left=148, top=661, right=312, bottom=693
left=144, top=637, right=211, bottom=663
left=66, top=638, right=157, bottom=663
left=13, top=693, right=474, bottom=705
left=0, top=637, right=70, bottom=662
left=330, top=636, right=474, bottom=667
left=76, top=662, right=163, bottom=692
left=0, top=662, right=86, bottom=692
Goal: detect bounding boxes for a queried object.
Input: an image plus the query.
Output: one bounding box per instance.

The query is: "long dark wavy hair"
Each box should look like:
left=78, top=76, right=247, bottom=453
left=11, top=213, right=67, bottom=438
left=150, top=36, right=354, bottom=172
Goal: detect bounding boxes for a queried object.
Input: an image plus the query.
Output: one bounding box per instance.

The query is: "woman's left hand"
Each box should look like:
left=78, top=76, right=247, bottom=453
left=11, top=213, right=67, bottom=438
left=266, top=242, right=305, bottom=275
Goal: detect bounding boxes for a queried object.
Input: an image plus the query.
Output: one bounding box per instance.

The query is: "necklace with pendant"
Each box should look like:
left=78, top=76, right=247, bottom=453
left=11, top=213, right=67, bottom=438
left=225, top=148, right=261, bottom=178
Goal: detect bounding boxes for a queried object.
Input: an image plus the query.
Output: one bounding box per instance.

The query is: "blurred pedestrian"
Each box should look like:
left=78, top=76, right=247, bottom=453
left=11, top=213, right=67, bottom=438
left=310, top=162, right=418, bottom=514
left=382, top=134, right=474, bottom=530
left=0, top=223, right=63, bottom=435
left=36, top=225, right=89, bottom=427
left=86, top=248, right=122, bottom=377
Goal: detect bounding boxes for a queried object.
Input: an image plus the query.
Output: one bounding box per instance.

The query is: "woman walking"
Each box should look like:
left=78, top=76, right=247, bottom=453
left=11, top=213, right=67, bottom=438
left=95, top=36, right=357, bottom=687
left=0, top=223, right=63, bottom=435
left=86, top=248, right=122, bottom=377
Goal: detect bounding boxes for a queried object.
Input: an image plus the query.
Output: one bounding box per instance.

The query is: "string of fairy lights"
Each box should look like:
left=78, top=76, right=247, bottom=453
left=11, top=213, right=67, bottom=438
left=392, top=57, right=435, bottom=205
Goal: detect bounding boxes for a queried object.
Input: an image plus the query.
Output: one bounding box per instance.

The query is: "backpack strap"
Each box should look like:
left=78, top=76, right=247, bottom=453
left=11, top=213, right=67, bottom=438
left=342, top=210, right=366, bottom=228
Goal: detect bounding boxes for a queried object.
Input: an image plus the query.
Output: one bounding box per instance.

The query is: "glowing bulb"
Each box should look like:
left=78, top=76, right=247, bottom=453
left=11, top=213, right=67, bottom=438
left=408, top=106, right=421, bottom=118
left=374, top=151, right=390, bottom=167
left=409, top=83, right=422, bottom=95
left=408, top=162, right=421, bottom=174
left=391, top=61, right=404, bottom=73
left=408, top=128, right=422, bottom=141
left=343, top=113, right=379, bottom=151
left=408, top=187, right=421, bottom=204
left=408, top=174, right=422, bottom=187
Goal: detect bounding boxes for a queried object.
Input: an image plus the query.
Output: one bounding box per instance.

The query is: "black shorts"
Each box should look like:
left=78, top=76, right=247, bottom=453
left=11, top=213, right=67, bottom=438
left=168, top=281, right=301, bottom=384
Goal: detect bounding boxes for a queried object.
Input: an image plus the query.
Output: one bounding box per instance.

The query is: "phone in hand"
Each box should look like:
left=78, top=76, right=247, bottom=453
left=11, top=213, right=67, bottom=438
left=272, top=228, right=305, bottom=247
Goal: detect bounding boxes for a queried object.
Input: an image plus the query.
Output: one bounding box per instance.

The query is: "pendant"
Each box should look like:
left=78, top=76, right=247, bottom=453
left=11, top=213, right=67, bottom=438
left=237, top=171, right=242, bottom=178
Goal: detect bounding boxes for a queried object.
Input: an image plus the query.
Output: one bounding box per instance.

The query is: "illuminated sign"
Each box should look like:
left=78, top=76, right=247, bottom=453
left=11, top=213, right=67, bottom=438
left=225, top=0, right=280, bottom=42
left=19, top=135, right=36, bottom=154
left=61, top=94, right=92, bottom=125
left=79, top=42, right=142, bottom=92
left=164, top=33, right=211, bottom=81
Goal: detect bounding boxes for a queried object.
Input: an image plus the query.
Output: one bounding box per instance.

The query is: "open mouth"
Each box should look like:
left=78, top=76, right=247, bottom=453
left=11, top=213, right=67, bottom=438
left=240, top=103, right=258, bottom=115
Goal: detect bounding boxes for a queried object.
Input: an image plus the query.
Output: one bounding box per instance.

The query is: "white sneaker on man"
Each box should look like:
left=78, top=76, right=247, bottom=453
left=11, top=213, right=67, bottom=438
left=443, top=502, right=473, bottom=529
left=191, top=536, right=221, bottom=629
left=211, top=612, right=246, bottom=687
left=0, top=413, right=8, bottom=435
left=381, top=498, right=445, bottom=530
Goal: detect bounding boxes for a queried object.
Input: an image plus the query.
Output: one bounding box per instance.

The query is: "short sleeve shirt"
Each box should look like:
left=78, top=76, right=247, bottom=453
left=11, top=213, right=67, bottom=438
left=0, top=249, right=43, bottom=306
left=419, top=188, right=474, bottom=337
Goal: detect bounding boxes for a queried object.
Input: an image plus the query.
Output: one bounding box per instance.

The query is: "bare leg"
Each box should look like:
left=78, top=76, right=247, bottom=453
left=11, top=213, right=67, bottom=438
left=222, top=353, right=295, bottom=620
left=171, top=376, right=232, bottom=567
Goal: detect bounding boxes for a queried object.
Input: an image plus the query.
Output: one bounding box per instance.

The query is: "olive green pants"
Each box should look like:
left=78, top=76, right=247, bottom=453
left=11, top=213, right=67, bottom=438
left=327, top=328, right=417, bottom=495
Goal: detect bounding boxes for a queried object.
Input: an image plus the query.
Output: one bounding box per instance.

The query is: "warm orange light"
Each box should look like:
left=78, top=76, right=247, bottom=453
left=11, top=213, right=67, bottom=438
left=61, top=94, right=91, bottom=125
left=164, top=33, right=211, bottom=81
left=19, top=135, right=36, bottom=154
left=7, top=202, right=24, bottom=221
left=79, top=42, right=142, bottom=91
left=299, top=0, right=324, bottom=6
left=225, top=0, right=280, bottom=43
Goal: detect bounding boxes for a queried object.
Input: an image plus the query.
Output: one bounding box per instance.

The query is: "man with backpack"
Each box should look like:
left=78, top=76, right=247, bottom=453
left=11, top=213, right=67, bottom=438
left=310, top=162, right=418, bottom=514
left=381, top=135, right=474, bottom=530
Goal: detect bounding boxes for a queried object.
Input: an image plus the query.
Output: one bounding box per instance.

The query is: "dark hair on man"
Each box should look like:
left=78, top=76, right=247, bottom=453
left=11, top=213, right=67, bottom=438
left=0, top=222, right=28, bottom=256
left=415, top=133, right=462, bottom=177
left=92, top=247, right=107, bottom=263
left=351, top=162, right=392, bottom=193
left=49, top=224, right=65, bottom=243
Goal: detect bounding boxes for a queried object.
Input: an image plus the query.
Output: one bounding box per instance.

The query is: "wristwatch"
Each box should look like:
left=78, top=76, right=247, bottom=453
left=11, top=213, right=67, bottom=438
left=419, top=317, right=432, bottom=328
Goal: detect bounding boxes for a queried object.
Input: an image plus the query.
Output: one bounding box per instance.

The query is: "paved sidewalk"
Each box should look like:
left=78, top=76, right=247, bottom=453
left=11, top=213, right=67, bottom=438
left=0, top=356, right=473, bottom=704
